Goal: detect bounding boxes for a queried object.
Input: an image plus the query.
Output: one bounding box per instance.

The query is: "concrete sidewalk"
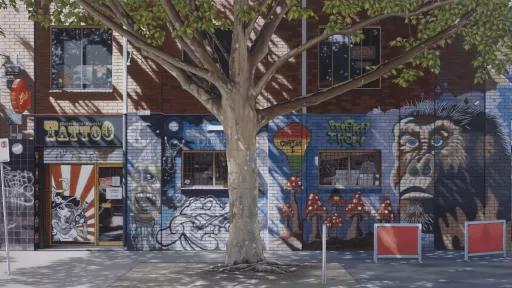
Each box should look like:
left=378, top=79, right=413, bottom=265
left=0, top=250, right=510, bottom=287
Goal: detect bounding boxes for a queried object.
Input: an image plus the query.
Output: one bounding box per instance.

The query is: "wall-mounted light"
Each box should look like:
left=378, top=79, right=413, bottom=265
left=4, top=63, right=21, bottom=89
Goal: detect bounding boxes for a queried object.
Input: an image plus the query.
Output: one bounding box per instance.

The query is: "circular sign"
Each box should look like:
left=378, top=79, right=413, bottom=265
left=11, top=143, right=23, bottom=155
left=10, top=79, right=32, bottom=113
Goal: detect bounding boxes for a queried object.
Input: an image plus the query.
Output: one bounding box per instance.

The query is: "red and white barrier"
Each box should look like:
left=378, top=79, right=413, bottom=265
left=374, top=223, right=422, bottom=263
left=464, top=220, right=506, bottom=261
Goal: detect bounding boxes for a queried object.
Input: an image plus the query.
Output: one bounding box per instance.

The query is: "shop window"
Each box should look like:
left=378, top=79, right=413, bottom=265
left=318, top=150, right=381, bottom=187
left=51, top=27, right=112, bottom=90
left=319, top=27, right=381, bottom=89
left=182, top=151, right=228, bottom=187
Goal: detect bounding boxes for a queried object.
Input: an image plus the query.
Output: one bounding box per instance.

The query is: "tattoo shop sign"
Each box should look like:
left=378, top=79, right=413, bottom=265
left=35, top=116, right=122, bottom=147
left=327, top=119, right=370, bottom=146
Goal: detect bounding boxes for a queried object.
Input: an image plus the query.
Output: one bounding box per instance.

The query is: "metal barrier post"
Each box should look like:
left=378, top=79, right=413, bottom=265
left=322, top=223, right=326, bottom=285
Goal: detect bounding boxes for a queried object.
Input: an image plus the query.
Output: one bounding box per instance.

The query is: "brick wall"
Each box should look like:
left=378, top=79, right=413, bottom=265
left=0, top=2, right=34, bottom=138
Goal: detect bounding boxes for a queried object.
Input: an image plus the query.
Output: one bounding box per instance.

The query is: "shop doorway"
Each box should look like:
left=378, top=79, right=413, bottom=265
left=47, top=164, right=123, bottom=246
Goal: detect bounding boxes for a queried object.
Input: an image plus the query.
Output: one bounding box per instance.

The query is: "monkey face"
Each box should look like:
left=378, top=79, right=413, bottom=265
left=392, top=117, right=465, bottom=201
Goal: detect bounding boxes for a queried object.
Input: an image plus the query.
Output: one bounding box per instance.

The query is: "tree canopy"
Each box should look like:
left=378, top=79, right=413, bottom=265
left=24, top=0, right=512, bottom=124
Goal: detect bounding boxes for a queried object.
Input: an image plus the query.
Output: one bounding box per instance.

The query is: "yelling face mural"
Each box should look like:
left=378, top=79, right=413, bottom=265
left=391, top=101, right=511, bottom=250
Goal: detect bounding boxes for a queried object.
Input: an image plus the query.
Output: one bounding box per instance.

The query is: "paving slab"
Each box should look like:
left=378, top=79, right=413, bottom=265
left=111, top=262, right=359, bottom=288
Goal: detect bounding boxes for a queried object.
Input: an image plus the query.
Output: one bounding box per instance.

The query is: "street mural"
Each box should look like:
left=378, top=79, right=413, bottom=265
left=50, top=164, right=96, bottom=243
left=122, top=91, right=511, bottom=252
left=126, top=115, right=162, bottom=250
left=0, top=140, right=35, bottom=250
left=128, top=164, right=161, bottom=249
left=157, top=196, right=229, bottom=250
left=268, top=91, right=511, bottom=251
left=393, top=101, right=511, bottom=250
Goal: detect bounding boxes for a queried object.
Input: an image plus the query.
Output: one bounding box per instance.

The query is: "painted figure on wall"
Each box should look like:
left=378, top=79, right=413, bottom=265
left=392, top=101, right=511, bottom=249
left=129, top=164, right=161, bottom=250
left=50, top=165, right=96, bottom=243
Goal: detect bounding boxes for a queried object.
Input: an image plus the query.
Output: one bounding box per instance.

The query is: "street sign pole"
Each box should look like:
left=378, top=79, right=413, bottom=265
left=0, top=138, right=11, bottom=275
left=0, top=163, right=9, bottom=275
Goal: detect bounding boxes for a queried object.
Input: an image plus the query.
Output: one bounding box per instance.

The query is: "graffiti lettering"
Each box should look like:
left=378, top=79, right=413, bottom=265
left=327, top=119, right=370, bottom=146
left=157, top=196, right=229, bottom=250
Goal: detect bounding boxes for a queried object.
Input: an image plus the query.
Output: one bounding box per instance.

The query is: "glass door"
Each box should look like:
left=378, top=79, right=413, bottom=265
left=97, top=165, right=123, bottom=245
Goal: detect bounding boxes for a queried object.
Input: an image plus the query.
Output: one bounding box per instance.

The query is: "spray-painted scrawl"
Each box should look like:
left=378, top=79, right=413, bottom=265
left=157, top=196, right=229, bottom=250
left=3, top=166, right=34, bottom=208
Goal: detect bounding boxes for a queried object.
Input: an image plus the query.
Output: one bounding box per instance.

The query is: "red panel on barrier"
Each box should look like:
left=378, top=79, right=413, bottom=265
left=377, top=226, right=419, bottom=256
left=467, top=222, right=504, bottom=254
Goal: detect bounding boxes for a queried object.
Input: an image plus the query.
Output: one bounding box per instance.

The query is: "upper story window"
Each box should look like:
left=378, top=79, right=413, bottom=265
left=318, top=150, right=381, bottom=188
left=51, top=27, right=112, bottom=90
left=182, top=151, right=228, bottom=188
left=319, top=27, right=381, bottom=89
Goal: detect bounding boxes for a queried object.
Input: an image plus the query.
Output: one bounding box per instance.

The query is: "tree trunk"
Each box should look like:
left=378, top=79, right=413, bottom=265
left=223, top=96, right=265, bottom=265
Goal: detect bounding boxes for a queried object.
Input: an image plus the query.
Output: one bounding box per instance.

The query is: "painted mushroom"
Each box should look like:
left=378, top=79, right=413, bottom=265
left=376, top=198, right=395, bottom=223
left=305, top=192, right=327, bottom=242
left=279, top=203, right=294, bottom=230
left=325, top=210, right=343, bottom=238
left=345, top=192, right=370, bottom=238
left=285, top=176, right=302, bottom=234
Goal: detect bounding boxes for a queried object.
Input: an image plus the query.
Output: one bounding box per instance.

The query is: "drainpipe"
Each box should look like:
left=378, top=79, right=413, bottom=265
left=301, top=0, right=308, bottom=196
left=122, top=36, right=128, bottom=249
left=301, top=0, right=307, bottom=113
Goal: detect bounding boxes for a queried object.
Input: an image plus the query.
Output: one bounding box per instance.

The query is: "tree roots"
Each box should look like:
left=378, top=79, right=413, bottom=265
left=208, top=260, right=297, bottom=274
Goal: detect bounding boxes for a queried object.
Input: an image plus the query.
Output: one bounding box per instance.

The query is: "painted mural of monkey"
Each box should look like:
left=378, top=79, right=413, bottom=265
left=391, top=101, right=511, bottom=250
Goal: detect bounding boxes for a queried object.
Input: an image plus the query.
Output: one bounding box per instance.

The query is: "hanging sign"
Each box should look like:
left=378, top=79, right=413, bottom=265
left=0, top=139, right=9, bottom=163
left=106, top=187, right=123, bottom=200
left=10, top=79, right=32, bottom=113
left=35, top=116, right=122, bottom=147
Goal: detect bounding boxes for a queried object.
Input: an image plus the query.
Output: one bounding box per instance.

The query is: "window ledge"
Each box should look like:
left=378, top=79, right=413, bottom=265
left=181, top=186, right=228, bottom=190
left=49, top=89, right=114, bottom=93
left=318, top=185, right=381, bottom=189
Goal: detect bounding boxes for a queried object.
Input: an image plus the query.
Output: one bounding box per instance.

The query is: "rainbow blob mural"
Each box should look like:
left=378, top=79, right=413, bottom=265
left=273, top=123, right=311, bottom=175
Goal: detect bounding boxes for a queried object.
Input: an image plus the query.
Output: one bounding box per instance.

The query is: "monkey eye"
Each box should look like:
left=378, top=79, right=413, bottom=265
left=431, top=135, right=443, bottom=147
left=404, top=137, right=418, bottom=148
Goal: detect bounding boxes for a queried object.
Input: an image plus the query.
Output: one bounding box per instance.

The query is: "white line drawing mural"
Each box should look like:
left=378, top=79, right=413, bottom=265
left=157, top=196, right=229, bottom=250
left=3, top=166, right=34, bottom=207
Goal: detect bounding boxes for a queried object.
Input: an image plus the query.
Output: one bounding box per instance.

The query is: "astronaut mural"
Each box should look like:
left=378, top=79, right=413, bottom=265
left=393, top=100, right=511, bottom=250
left=50, top=164, right=96, bottom=243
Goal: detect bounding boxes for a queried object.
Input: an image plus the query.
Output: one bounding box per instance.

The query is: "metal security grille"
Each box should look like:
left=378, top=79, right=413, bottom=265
left=182, top=151, right=227, bottom=187
left=318, top=150, right=381, bottom=187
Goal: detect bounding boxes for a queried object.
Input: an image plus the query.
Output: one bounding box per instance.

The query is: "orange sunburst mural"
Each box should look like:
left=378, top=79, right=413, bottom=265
left=50, top=164, right=96, bottom=243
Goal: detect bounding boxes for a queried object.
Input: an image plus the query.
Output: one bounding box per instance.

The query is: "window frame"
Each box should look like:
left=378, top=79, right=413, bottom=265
left=181, top=150, right=228, bottom=189
left=50, top=26, right=113, bottom=92
left=317, top=26, right=382, bottom=90
left=317, top=149, right=381, bottom=188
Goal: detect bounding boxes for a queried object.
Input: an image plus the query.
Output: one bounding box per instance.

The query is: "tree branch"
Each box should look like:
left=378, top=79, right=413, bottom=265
left=78, top=0, right=227, bottom=91
left=249, top=0, right=288, bottom=69
left=159, top=0, right=228, bottom=82
left=142, top=50, right=224, bottom=120
left=257, top=10, right=473, bottom=127
left=253, top=0, right=459, bottom=98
